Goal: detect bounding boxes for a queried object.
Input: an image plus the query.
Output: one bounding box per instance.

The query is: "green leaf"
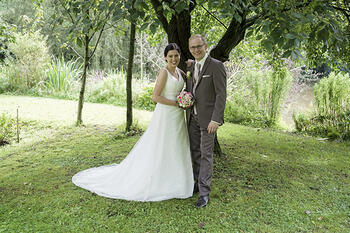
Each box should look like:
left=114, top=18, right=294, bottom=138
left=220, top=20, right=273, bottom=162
left=174, top=1, right=187, bottom=13
left=295, top=50, right=303, bottom=59
left=282, top=39, right=294, bottom=50
left=234, top=14, right=242, bottom=23
left=276, top=36, right=284, bottom=47
left=256, top=34, right=263, bottom=41
left=112, top=7, right=123, bottom=21
left=162, top=1, right=171, bottom=11
left=262, top=22, right=270, bottom=34
left=149, top=22, right=158, bottom=34
left=282, top=50, right=291, bottom=58
left=317, top=27, right=329, bottom=42
left=309, top=30, right=316, bottom=40
left=294, top=38, right=300, bottom=48
left=134, top=0, right=148, bottom=10
left=285, top=33, right=296, bottom=39
left=291, top=12, right=302, bottom=19
left=261, top=39, right=273, bottom=52
left=76, top=37, right=82, bottom=47
left=249, top=6, right=257, bottom=12
left=245, top=30, right=253, bottom=38
left=271, top=27, right=282, bottom=39
left=140, top=23, right=149, bottom=31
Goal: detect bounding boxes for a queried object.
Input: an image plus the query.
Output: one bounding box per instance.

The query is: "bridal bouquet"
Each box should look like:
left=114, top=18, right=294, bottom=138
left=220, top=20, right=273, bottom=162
left=177, top=91, right=194, bottom=109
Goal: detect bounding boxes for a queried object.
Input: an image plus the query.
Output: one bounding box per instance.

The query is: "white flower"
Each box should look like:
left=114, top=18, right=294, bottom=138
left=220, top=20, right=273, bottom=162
left=186, top=71, right=191, bottom=79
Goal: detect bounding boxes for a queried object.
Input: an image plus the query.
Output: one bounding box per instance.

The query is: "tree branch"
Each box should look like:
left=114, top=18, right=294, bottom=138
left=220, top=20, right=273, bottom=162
left=68, top=43, right=83, bottom=59
left=243, top=0, right=314, bottom=31
left=58, top=0, right=75, bottom=23
left=197, top=2, right=228, bottom=29
left=189, top=0, right=196, bottom=13
left=329, top=4, right=350, bottom=15
left=88, top=23, right=106, bottom=61
left=243, top=13, right=262, bottom=30
left=252, top=0, right=263, bottom=7
left=150, top=0, right=169, bottom=32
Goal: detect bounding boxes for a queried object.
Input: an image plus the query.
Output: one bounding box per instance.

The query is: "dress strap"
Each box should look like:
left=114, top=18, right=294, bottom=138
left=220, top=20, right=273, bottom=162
left=165, top=67, right=180, bottom=81
left=177, top=68, right=186, bottom=82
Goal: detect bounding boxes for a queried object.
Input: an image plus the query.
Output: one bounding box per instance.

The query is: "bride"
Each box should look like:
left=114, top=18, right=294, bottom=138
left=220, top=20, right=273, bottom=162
left=72, top=43, right=194, bottom=201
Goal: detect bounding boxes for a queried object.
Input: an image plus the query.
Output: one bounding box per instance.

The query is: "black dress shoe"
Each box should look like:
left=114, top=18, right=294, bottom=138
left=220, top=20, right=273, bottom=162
left=193, top=184, right=199, bottom=195
left=195, top=195, right=209, bottom=208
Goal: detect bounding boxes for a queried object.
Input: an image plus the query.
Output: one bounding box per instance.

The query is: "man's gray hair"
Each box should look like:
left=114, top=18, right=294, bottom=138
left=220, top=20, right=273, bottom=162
left=189, top=34, right=207, bottom=44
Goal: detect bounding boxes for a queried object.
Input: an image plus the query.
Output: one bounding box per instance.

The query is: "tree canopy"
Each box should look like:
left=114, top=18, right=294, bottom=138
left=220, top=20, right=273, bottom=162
left=133, top=0, right=349, bottom=70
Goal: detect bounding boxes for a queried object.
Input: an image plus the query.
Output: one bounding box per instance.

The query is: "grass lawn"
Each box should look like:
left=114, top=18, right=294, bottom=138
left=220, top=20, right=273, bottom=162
left=0, top=95, right=349, bottom=232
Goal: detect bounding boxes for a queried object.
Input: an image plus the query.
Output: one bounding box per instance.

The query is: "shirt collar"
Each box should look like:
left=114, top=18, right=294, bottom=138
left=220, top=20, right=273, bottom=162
left=196, top=53, right=208, bottom=68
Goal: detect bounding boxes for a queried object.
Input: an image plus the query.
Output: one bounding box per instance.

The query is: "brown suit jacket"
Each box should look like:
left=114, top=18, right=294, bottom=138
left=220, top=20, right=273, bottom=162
left=185, top=56, right=227, bottom=128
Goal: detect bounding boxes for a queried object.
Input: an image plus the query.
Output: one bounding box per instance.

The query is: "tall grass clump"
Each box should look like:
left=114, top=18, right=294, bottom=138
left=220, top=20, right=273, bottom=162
left=2, top=31, right=50, bottom=92
left=293, top=72, right=350, bottom=140
left=86, top=68, right=147, bottom=107
left=86, top=70, right=127, bottom=105
left=0, top=66, right=11, bottom=93
left=135, top=85, right=156, bottom=111
left=0, top=113, right=15, bottom=146
left=225, top=67, right=292, bottom=127
left=44, top=56, right=82, bottom=94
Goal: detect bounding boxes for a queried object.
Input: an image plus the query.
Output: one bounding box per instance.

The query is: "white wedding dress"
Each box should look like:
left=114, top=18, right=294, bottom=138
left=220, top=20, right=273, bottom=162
left=72, top=68, right=194, bottom=201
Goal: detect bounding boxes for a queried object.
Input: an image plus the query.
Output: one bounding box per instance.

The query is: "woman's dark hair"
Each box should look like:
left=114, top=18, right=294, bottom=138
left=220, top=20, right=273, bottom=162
left=164, top=43, right=181, bottom=57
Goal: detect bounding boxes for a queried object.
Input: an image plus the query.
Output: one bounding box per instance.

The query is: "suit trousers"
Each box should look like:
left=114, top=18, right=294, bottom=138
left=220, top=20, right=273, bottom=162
left=188, top=112, right=215, bottom=196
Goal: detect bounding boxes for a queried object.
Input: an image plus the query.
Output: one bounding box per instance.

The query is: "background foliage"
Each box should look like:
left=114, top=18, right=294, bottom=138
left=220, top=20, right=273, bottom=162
left=294, top=72, right=350, bottom=140
left=0, top=113, right=15, bottom=145
left=2, top=30, right=50, bottom=92
left=0, top=0, right=350, bottom=139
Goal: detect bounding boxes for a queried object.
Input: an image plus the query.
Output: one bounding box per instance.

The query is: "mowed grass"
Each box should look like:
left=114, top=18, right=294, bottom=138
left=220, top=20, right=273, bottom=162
left=0, top=95, right=349, bottom=232
left=1, top=119, right=349, bottom=232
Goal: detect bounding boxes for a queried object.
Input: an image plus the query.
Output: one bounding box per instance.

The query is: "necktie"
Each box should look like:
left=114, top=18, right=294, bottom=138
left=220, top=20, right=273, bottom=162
left=193, top=63, right=201, bottom=115
left=194, top=63, right=201, bottom=84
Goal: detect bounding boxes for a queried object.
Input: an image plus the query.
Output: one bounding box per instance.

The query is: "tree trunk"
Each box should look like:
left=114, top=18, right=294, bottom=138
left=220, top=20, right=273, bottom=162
left=76, top=34, right=89, bottom=125
left=210, top=19, right=247, bottom=62
left=140, top=32, right=144, bottom=80
left=150, top=1, right=250, bottom=156
left=150, top=0, right=192, bottom=70
left=164, top=8, right=226, bottom=156
left=126, top=22, right=136, bottom=132
left=167, top=10, right=192, bottom=70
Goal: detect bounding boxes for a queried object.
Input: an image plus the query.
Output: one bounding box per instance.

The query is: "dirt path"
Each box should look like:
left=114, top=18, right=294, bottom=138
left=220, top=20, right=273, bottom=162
left=0, top=95, right=152, bottom=126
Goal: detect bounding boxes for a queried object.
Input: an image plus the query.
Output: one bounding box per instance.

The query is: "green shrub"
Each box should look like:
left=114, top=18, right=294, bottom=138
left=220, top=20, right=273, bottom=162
left=224, top=98, right=271, bottom=128
left=44, top=56, right=82, bottom=93
left=86, top=71, right=127, bottom=105
left=225, top=67, right=292, bottom=128
left=4, top=31, right=50, bottom=92
left=135, top=85, right=156, bottom=111
left=314, top=72, right=350, bottom=116
left=0, top=113, right=15, bottom=145
left=293, top=72, right=350, bottom=140
left=268, top=68, right=292, bottom=122
left=0, top=66, right=11, bottom=93
left=85, top=70, right=150, bottom=109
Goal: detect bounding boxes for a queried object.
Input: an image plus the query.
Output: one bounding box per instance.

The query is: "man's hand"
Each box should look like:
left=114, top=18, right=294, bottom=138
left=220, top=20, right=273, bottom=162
left=207, top=121, right=219, bottom=134
left=186, top=59, right=195, bottom=68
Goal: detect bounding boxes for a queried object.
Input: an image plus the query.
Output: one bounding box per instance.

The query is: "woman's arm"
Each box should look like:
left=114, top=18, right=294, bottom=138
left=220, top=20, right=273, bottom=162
left=152, top=69, right=178, bottom=107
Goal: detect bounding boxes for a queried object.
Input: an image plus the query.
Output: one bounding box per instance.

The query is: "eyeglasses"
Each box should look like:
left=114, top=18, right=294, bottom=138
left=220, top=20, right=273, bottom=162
left=189, top=44, right=205, bottom=50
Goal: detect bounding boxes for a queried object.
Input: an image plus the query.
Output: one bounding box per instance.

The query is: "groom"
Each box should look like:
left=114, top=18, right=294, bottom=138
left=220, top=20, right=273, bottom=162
left=186, top=34, right=227, bottom=208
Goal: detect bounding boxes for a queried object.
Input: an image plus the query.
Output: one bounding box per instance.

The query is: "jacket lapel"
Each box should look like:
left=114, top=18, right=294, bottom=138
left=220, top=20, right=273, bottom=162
left=188, top=64, right=195, bottom=92
left=195, top=56, right=211, bottom=89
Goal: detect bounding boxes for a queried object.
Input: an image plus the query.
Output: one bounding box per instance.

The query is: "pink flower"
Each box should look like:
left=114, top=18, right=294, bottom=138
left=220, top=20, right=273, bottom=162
left=177, top=91, right=194, bottom=108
